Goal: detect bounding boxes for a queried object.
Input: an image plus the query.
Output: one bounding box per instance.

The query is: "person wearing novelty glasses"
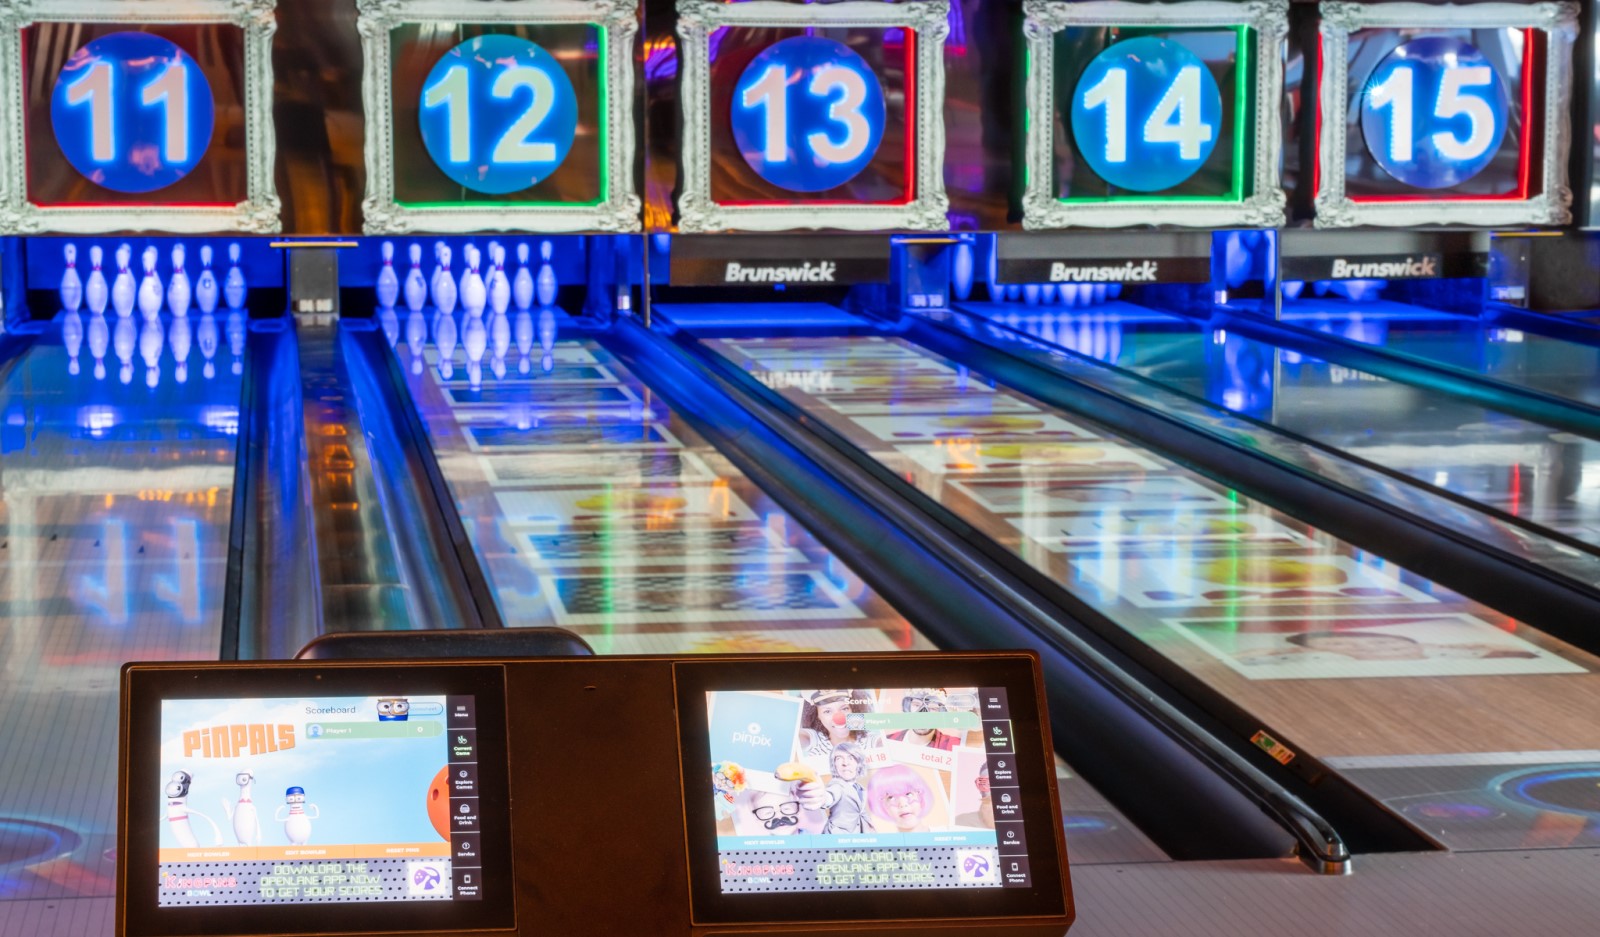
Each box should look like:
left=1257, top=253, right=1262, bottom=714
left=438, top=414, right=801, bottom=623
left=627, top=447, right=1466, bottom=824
left=886, top=688, right=968, bottom=751
left=800, top=688, right=880, bottom=759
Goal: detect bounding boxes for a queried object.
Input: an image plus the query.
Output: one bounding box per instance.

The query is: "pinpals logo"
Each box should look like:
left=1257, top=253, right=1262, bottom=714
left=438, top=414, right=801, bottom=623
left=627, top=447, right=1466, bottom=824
left=731, top=721, right=773, bottom=748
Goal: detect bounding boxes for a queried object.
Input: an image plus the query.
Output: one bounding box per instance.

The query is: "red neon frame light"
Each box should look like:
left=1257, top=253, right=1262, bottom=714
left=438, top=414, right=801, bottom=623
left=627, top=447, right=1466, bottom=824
left=719, top=28, right=918, bottom=209
left=1316, top=27, right=1539, bottom=205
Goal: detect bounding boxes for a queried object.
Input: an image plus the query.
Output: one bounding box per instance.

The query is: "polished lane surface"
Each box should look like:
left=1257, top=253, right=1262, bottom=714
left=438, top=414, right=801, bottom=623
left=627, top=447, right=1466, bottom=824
left=693, top=328, right=1600, bottom=852
left=383, top=309, right=1164, bottom=864
left=0, top=313, right=244, bottom=936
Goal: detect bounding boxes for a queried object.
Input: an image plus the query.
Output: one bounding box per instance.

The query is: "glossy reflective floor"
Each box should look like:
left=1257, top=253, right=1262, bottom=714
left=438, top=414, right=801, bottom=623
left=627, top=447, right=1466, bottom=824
left=687, top=323, right=1600, bottom=853
left=382, top=308, right=1163, bottom=865
left=0, top=314, right=244, bottom=936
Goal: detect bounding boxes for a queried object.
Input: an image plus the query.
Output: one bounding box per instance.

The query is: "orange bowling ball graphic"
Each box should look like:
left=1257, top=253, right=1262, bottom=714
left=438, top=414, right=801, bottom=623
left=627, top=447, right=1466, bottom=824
left=1202, top=556, right=1346, bottom=587
left=427, top=766, right=450, bottom=840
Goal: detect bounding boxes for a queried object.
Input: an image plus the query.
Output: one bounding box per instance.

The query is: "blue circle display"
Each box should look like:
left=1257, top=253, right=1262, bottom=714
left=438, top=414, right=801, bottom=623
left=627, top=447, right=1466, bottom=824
left=49, top=33, right=215, bottom=194
left=418, top=34, right=579, bottom=196
left=1359, top=37, right=1508, bottom=190
left=1069, top=37, right=1223, bottom=193
left=730, top=37, right=887, bottom=194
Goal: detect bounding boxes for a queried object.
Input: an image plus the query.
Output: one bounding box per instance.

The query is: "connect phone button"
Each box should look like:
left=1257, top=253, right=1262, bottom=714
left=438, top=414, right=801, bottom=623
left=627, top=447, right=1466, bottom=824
left=454, top=868, right=482, bottom=900
left=1000, top=856, right=1032, bottom=887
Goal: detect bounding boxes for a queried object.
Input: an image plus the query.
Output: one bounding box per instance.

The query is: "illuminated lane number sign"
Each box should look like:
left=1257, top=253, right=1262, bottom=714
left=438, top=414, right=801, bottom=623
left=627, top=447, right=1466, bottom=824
left=1359, top=37, right=1508, bottom=190
left=730, top=36, right=887, bottom=194
left=418, top=34, right=579, bottom=196
left=1069, top=37, right=1223, bottom=193
left=49, top=33, right=215, bottom=194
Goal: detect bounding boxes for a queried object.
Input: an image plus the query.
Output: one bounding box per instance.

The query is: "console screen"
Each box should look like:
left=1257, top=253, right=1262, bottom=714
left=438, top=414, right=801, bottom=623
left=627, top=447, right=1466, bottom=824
left=705, top=687, right=1033, bottom=895
left=155, top=694, right=483, bottom=908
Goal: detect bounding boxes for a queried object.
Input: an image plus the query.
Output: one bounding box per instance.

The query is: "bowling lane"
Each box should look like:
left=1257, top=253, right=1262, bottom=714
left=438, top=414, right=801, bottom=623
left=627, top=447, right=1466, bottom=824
left=965, top=300, right=1600, bottom=553
left=691, top=328, right=1600, bottom=852
left=0, top=314, right=244, bottom=934
left=383, top=311, right=1165, bottom=865
left=1277, top=295, right=1600, bottom=409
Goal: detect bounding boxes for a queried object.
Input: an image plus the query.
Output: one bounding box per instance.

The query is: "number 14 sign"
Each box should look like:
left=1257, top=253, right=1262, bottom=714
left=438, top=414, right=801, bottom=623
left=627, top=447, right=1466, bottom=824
left=1021, top=0, right=1289, bottom=230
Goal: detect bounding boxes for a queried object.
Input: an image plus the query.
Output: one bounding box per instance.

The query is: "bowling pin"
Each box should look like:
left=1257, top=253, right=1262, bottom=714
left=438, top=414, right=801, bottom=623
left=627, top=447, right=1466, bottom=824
left=463, top=306, right=487, bottom=389
left=379, top=307, right=400, bottom=348
left=376, top=241, right=400, bottom=308
left=514, top=309, right=533, bottom=374
left=433, top=245, right=457, bottom=316
left=403, top=243, right=427, bottom=312
left=170, top=315, right=192, bottom=383
left=489, top=309, right=510, bottom=381
left=1023, top=284, right=1040, bottom=305
left=60, top=243, right=83, bottom=312
left=513, top=243, right=534, bottom=311
left=138, top=246, right=164, bottom=319
left=223, top=770, right=261, bottom=847
left=198, top=311, right=218, bottom=380
left=223, top=243, right=247, bottom=311
left=435, top=307, right=458, bottom=379
left=167, top=244, right=191, bottom=317
left=951, top=239, right=974, bottom=302
left=405, top=307, right=427, bottom=375
left=429, top=242, right=444, bottom=302
left=85, top=245, right=109, bottom=315
left=275, top=787, right=318, bottom=845
left=538, top=308, right=556, bottom=372
left=89, top=310, right=108, bottom=380
left=536, top=240, right=557, bottom=308
left=64, top=309, right=83, bottom=375
left=486, top=242, right=510, bottom=315
left=227, top=311, right=246, bottom=375
left=195, top=245, right=220, bottom=314
left=459, top=243, right=486, bottom=316
left=114, top=314, right=135, bottom=385
left=111, top=244, right=137, bottom=318
left=140, top=316, right=164, bottom=387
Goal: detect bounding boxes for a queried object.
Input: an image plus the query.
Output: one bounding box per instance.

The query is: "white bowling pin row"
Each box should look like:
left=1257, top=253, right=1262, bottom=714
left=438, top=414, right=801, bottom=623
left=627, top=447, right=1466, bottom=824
left=982, top=281, right=1125, bottom=306
left=61, top=307, right=246, bottom=385
left=59, top=242, right=249, bottom=318
left=386, top=305, right=562, bottom=387
left=378, top=239, right=559, bottom=316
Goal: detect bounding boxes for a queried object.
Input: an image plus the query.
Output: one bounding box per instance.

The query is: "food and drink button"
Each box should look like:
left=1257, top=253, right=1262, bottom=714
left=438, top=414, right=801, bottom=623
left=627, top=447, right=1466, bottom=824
left=451, top=798, right=481, bottom=832
left=983, top=721, right=1014, bottom=754
left=992, top=791, right=1023, bottom=823
left=996, top=821, right=1028, bottom=855
left=450, top=729, right=477, bottom=762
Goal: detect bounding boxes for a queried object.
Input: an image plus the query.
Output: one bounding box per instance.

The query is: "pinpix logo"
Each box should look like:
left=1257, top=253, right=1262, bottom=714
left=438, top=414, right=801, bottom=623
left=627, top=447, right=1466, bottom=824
left=1329, top=255, right=1438, bottom=279
left=731, top=721, right=773, bottom=747
left=724, top=261, right=838, bottom=284
left=1049, top=260, right=1158, bottom=283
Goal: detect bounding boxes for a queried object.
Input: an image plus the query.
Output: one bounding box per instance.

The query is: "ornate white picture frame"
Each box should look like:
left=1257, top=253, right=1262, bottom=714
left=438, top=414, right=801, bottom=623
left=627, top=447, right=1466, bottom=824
left=674, top=0, right=950, bottom=233
left=357, top=0, right=641, bottom=234
left=0, top=0, right=281, bottom=234
left=1021, top=0, right=1289, bottom=230
left=1314, top=1, right=1579, bottom=229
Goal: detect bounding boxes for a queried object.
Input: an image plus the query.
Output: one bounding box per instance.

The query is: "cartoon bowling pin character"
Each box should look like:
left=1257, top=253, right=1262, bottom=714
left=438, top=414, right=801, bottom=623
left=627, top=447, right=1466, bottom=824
left=222, top=769, right=262, bottom=846
left=275, top=786, right=319, bottom=845
left=165, top=771, right=222, bottom=848
left=376, top=698, right=410, bottom=721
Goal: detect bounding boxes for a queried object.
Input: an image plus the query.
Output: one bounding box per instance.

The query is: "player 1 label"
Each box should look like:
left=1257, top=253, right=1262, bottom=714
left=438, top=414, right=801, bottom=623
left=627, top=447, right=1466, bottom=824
left=50, top=33, right=215, bottom=194
left=1359, top=37, right=1508, bottom=190
left=418, top=34, right=579, bottom=196
left=730, top=36, right=887, bottom=193
left=1069, top=37, right=1223, bottom=193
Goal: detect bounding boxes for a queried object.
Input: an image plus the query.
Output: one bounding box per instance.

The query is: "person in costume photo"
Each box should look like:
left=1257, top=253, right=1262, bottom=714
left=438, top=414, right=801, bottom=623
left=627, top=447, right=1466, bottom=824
left=886, top=688, right=964, bottom=751
left=867, top=764, right=936, bottom=834
left=712, top=761, right=746, bottom=822
left=799, top=688, right=879, bottom=758
left=796, top=741, right=870, bottom=834
left=953, top=762, right=995, bottom=830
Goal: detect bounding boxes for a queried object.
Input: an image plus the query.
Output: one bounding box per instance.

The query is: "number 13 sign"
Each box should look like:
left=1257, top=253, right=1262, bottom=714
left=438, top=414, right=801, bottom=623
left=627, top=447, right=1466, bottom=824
left=675, top=0, right=951, bottom=233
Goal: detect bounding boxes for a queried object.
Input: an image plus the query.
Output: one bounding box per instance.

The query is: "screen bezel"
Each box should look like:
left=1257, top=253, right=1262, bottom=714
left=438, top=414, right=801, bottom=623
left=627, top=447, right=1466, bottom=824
left=674, top=653, right=1069, bottom=927
left=120, top=662, right=516, bottom=937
